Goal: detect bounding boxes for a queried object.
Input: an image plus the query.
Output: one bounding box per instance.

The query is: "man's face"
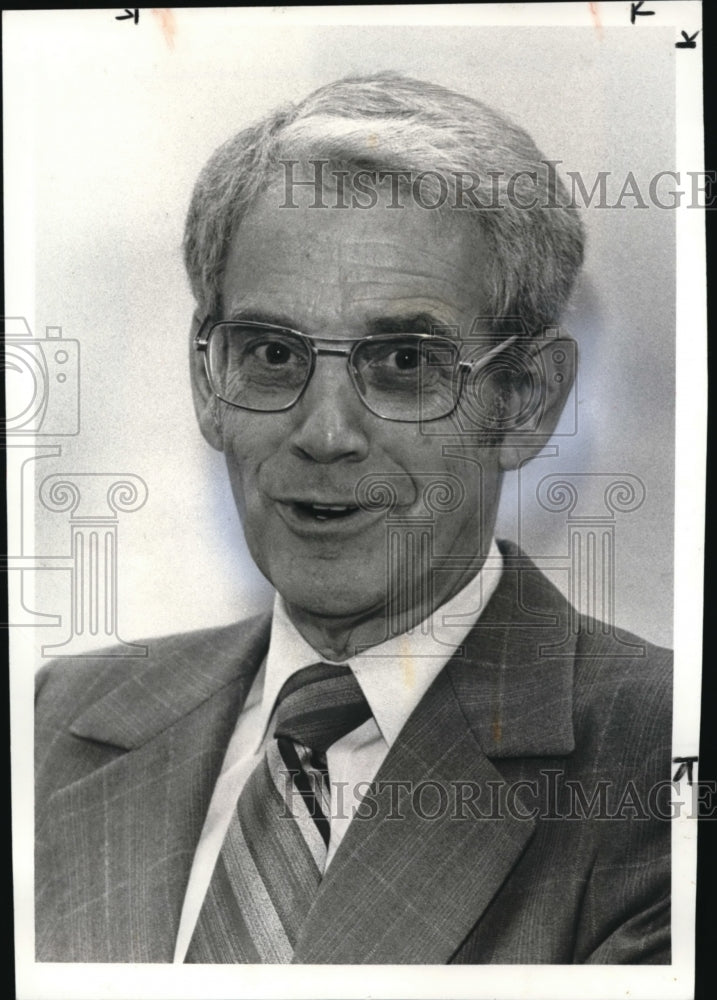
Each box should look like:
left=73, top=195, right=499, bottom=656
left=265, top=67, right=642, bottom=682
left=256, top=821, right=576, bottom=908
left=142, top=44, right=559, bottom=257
left=197, top=179, right=509, bottom=633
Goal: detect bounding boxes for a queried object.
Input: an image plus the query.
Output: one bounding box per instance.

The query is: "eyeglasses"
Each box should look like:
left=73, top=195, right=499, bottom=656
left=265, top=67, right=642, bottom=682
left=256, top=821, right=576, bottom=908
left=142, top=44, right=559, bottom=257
left=194, top=318, right=518, bottom=423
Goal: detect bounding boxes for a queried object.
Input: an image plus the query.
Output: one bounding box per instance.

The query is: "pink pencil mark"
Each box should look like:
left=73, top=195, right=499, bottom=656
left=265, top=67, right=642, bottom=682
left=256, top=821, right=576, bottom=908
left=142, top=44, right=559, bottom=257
left=152, top=8, right=177, bottom=51
left=589, top=2, right=603, bottom=39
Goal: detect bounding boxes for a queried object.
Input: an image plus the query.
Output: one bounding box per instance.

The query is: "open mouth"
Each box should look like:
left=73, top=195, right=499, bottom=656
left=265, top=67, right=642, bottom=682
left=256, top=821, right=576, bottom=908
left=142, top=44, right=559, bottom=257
left=291, top=501, right=361, bottom=522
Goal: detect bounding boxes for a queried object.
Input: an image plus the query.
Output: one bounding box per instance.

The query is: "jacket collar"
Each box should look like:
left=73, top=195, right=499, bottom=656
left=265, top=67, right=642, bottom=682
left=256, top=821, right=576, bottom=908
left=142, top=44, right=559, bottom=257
left=450, top=539, right=576, bottom=758
left=69, top=613, right=272, bottom=749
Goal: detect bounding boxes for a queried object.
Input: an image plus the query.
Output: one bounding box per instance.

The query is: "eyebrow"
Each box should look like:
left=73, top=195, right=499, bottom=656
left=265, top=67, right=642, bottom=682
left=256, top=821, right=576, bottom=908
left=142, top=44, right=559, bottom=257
left=365, top=313, right=454, bottom=336
left=224, top=309, right=455, bottom=337
left=225, top=308, right=299, bottom=329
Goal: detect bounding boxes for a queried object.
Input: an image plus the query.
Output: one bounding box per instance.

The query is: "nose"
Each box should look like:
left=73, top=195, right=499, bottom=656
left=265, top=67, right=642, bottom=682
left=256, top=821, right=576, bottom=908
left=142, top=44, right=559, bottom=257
left=288, top=354, right=371, bottom=463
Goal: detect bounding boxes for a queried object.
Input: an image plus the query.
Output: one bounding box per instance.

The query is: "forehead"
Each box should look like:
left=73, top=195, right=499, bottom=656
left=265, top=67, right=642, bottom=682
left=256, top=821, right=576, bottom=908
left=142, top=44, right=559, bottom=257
left=220, top=180, right=492, bottom=335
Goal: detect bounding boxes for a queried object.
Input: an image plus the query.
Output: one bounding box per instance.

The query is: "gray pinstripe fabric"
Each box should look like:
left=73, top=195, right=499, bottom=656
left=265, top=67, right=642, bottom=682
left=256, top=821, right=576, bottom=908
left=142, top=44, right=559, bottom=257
left=35, top=541, right=672, bottom=964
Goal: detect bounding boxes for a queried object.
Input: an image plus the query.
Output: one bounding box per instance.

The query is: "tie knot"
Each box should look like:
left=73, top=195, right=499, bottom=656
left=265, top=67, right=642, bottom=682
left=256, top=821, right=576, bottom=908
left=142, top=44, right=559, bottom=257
left=273, top=661, right=371, bottom=753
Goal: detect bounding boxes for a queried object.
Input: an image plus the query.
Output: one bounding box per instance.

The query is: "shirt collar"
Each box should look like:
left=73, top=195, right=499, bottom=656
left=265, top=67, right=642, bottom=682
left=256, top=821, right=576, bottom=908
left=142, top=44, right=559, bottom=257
left=255, top=538, right=503, bottom=752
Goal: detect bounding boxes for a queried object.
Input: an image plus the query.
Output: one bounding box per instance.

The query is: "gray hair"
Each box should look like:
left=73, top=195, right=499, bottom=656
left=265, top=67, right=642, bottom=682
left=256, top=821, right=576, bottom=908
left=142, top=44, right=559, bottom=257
left=183, top=71, right=584, bottom=333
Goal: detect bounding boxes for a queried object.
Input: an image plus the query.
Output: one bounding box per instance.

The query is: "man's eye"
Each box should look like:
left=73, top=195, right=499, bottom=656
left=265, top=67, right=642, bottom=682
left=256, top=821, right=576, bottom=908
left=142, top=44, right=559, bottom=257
left=241, top=336, right=306, bottom=368
left=256, top=341, right=295, bottom=365
left=368, top=344, right=424, bottom=372
left=389, top=347, right=421, bottom=371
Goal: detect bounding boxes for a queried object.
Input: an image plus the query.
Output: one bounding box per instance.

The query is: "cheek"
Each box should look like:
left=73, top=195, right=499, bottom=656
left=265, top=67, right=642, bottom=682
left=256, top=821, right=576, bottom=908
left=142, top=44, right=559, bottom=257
left=220, top=418, right=276, bottom=514
left=378, top=434, right=483, bottom=514
left=441, top=451, right=502, bottom=528
left=221, top=410, right=287, bottom=466
left=224, top=454, right=248, bottom=518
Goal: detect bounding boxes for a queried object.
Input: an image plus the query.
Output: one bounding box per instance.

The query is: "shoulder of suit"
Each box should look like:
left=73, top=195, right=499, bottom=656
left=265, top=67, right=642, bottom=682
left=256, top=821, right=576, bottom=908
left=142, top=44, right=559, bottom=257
left=570, top=616, right=672, bottom=770
left=573, top=616, right=672, bottom=694
left=496, top=538, right=672, bottom=756
left=35, top=612, right=272, bottom=720
left=497, top=537, right=672, bottom=696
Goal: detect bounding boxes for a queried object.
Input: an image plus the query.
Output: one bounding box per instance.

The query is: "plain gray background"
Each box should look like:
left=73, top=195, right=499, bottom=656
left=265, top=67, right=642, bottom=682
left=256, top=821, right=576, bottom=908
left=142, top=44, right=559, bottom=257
left=7, top=12, right=675, bottom=654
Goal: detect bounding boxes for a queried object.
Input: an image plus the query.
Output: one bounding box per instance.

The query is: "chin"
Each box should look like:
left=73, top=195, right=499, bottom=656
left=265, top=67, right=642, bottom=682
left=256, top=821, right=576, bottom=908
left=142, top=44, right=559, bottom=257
left=273, top=568, right=383, bottom=622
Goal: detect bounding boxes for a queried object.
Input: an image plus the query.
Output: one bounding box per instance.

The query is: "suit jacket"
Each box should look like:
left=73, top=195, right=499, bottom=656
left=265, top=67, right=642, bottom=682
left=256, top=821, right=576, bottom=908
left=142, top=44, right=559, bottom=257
left=35, top=541, right=672, bottom=963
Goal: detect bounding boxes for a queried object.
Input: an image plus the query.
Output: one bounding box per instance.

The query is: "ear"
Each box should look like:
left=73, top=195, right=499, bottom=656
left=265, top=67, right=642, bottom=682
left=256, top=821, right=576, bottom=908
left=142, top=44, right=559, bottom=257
left=189, top=313, right=224, bottom=452
left=497, top=335, right=577, bottom=471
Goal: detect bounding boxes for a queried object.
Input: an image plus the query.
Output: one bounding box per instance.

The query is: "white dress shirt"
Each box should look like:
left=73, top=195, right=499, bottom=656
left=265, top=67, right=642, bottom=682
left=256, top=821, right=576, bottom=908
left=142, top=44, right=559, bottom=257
left=173, top=538, right=503, bottom=962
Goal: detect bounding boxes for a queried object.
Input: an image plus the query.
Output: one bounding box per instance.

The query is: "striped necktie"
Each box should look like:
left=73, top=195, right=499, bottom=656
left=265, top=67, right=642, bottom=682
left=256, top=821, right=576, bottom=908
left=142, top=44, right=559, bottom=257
left=185, top=662, right=371, bottom=963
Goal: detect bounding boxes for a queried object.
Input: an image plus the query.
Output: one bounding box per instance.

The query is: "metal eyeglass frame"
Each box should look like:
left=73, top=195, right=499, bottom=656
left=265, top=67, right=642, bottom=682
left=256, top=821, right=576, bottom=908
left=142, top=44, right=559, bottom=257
left=194, top=316, right=519, bottom=423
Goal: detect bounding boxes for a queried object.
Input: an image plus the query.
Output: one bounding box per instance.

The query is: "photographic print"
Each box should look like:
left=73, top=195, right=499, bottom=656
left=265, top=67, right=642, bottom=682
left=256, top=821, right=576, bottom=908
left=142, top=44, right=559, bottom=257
left=5, top=4, right=705, bottom=998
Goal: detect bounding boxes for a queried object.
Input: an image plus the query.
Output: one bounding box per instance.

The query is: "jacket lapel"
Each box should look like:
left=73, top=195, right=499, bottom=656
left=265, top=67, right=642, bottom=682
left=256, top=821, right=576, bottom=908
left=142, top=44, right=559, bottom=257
left=39, top=616, right=270, bottom=962
left=292, top=667, right=537, bottom=964
left=68, top=616, right=271, bottom=750
left=293, top=547, right=577, bottom=964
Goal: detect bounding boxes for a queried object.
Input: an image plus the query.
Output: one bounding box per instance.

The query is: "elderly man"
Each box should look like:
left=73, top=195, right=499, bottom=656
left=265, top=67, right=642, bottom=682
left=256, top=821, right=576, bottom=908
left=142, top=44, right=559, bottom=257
left=35, top=72, right=671, bottom=965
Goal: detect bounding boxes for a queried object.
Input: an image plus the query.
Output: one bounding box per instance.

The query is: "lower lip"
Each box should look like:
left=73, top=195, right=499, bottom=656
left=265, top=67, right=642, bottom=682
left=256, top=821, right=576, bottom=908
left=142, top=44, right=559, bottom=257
left=274, top=501, right=385, bottom=537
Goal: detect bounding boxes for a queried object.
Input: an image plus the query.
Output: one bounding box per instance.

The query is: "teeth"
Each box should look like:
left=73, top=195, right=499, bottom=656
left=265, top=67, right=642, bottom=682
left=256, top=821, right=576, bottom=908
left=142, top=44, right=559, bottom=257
left=293, top=501, right=358, bottom=520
